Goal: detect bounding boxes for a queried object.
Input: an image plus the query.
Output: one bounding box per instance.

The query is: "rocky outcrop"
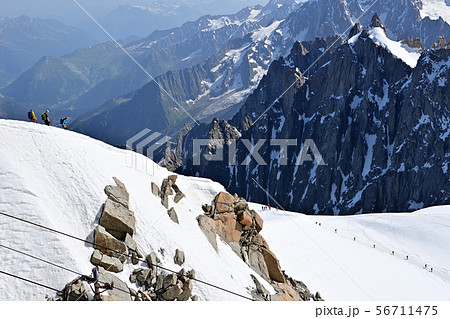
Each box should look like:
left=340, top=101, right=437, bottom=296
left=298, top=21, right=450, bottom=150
left=370, top=13, right=387, bottom=36
left=93, top=225, right=128, bottom=258
left=104, top=177, right=130, bottom=208
left=178, top=15, right=450, bottom=215
left=167, top=207, right=179, bottom=224
left=100, top=178, right=135, bottom=240
left=90, top=178, right=140, bottom=273
left=174, top=249, right=185, bottom=266
left=431, top=37, right=450, bottom=50
left=58, top=278, right=89, bottom=301
left=97, top=267, right=133, bottom=301
left=61, top=178, right=197, bottom=301
left=91, top=225, right=128, bottom=272
left=158, top=175, right=185, bottom=209
left=199, top=190, right=322, bottom=301
left=150, top=175, right=186, bottom=225
left=130, top=265, right=196, bottom=301
left=348, top=23, right=361, bottom=38
left=401, top=36, right=424, bottom=51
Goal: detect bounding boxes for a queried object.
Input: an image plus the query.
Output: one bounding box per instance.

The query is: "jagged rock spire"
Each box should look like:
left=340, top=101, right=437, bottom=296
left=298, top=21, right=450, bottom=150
left=401, top=36, right=424, bottom=51
left=431, top=37, right=450, bottom=50
left=348, top=23, right=361, bottom=39
left=370, top=13, right=388, bottom=36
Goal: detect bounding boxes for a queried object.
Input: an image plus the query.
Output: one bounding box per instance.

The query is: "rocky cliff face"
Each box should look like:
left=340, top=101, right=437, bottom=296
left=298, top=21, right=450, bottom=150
left=175, top=16, right=450, bottom=215
left=71, top=0, right=449, bottom=146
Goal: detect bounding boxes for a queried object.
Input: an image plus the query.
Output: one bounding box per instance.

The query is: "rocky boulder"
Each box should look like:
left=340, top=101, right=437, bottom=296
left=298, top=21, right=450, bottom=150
left=59, top=278, right=88, bottom=301
left=216, top=213, right=243, bottom=247
left=146, top=252, right=160, bottom=273
left=174, top=249, right=185, bottom=266
left=167, top=207, right=179, bottom=224
left=234, top=199, right=248, bottom=212
left=100, top=199, right=136, bottom=240
left=104, top=177, right=130, bottom=208
left=214, top=192, right=235, bottom=213
left=261, top=248, right=285, bottom=283
left=151, top=182, right=160, bottom=197
left=197, top=215, right=218, bottom=251
left=248, top=248, right=270, bottom=282
left=98, top=266, right=133, bottom=301
left=237, top=210, right=253, bottom=229
left=253, top=212, right=264, bottom=233
left=94, top=225, right=128, bottom=260
left=162, top=282, right=183, bottom=301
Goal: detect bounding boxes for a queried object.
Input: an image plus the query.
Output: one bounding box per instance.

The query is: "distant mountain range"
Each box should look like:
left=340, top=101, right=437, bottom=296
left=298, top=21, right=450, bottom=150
left=1, top=0, right=449, bottom=145
left=0, top=94, right=28, bottom=121
left=97, top=0, right=268, bottom=39
left=0, top=0, right=268, bottom=41
left=0, top=15, right=95, bottom=88
left=173, top=15, right=449, bottom=215
left=70, top=0, right=450, bottom=145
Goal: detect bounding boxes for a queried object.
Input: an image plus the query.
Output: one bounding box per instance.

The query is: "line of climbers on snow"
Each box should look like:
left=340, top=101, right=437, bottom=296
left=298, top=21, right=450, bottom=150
left=59, top=177, right=196, bottom=301
left=27, top=109, right=68, bottom=129
left=316, top=222, right=435, bottom=273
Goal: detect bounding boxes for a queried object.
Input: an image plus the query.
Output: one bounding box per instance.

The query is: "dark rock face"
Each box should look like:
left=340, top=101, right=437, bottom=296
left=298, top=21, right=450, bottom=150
left=176, top=22, right=449, bottom=215
left=71, top=0, right=449, bottom=146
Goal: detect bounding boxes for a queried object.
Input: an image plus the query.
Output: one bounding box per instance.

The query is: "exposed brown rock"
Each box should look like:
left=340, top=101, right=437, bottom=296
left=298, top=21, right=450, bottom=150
left=370, top=13, right=387, bottom=36
left=401, top=36, right=424, bottom=51
left=261, top=248, right=285, bottom=283
left=238, top=210, right=253, bottom=228
left=104, top=183, right=129, bottom=209
left=162, top=282, right=183, bottom=301
left=197, top=215, right=218, bottom=251
left=168, top=175, right=178, bottom=183
left=348, top=23, right=361, bottom=38
left=215, top=191, right=235, bottom=213
left=216, top=213, right=242, bottom=244
left=174, top=191, right=186, bottom=203
left=253, top=211, right=264, bottom=233
left=248, top=248, right=270, bottom=281
left=431, top=37, right=448, bottom=49
left=234, top=199, right=248, bottom=212
left=251, top=234, right=270, bottom=250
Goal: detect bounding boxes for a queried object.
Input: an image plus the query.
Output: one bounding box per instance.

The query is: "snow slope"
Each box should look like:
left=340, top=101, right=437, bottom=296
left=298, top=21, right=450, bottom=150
left=255, top=205, right=450, bottom=301
left=1, top=120, right=449, bottom=301
left=0, top=120, right=274, bottom=301
left=348, top=27, right=422, bottom=68
left=420, top=0, right=450, bottom=24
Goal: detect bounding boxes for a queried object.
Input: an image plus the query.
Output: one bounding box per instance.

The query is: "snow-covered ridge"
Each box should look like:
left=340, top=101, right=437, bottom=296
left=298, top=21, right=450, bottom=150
left=0, top=120, right=273, bottom=301
left=0, top=120, right=449, bottom=301
left=368, top=27, right=422, bottom=68
left=349, top=27, right=422, bottom=68
left=420, top=0, right=450, bottom=24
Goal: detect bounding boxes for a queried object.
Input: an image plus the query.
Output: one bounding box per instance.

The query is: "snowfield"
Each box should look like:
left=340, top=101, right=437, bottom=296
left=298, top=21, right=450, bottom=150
left=348, top=27, right=422, bottom=68
left=419, top=0, right=450, bottom=24
left=255, top=205, right=450, bottom=301
left=0, top=120, right=273, bottom=301
left=0, top=120, right=449, bottom=301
